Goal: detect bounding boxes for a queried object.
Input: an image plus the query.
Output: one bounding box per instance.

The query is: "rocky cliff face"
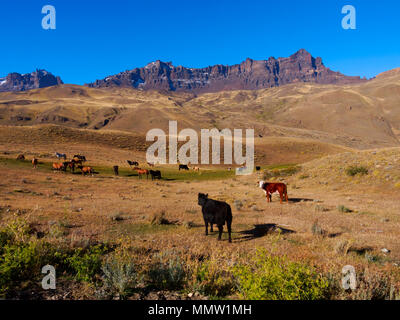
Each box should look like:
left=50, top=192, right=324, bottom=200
left=0, top=69, right=63, bottom=92
left=86, top=49, right=366, bottom=93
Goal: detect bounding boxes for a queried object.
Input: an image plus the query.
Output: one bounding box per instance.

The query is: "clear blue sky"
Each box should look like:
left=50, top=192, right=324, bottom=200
left=1, top=0, right=399, bottom=84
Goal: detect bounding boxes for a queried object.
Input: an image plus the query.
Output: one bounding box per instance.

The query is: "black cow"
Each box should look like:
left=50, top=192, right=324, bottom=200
left=179, top=164, right=189, bottom=171
left=149, top=170, right=162, bottom=180
left=198, top=193, right=232, bottom=243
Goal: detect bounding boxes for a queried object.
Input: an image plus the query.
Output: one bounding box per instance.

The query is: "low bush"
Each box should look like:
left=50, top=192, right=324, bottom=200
left=150, top=211, right=172, bottom=225
left=346, top=166, right=368, bottom=177
left=101, top=256, right=141, bottom=299
left=193, top=260, right=235, bottom=297
left=61, top=245, right=108, bottom=282
left=147, top=251, right=186, bottom=290
left=232, top=249, right=330, bottom=300
left=311, top=220, right=326, bottom=236
left=338, top=205, right=352, bottom=213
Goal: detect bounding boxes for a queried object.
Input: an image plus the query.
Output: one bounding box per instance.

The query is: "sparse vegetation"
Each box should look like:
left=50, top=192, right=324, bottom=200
left=337, top=205, right=352, bottom=213
left=346, top=165, right=369, bottom=177
left=263, top=165, right=300, bottom=180
left=311, top=220, right=326, bottom=236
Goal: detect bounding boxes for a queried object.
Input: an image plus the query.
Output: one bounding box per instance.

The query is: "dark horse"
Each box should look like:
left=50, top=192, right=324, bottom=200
left=198, top=193, right=232, bottom=242
left=149, top=170, right=161, bottom=180
left=127, top=160, right=139, bottom=167
left=179, top=164, right=189, bottom=170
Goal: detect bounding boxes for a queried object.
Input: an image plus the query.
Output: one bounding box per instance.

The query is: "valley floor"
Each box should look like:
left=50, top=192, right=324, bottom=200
left=1, top=147, right=400, bottom=299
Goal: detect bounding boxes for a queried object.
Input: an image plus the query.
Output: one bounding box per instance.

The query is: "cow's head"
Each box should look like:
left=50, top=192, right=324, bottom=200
left=258, top=181, right=265, bottom=188
left=198, top=193, right=208, bottom=206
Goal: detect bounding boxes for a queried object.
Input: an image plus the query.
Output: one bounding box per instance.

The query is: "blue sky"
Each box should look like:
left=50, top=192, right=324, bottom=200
left=1, top=0, right=399, bottom=84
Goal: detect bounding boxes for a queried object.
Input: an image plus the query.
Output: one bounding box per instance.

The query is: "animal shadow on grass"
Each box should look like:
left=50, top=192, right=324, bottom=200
left=236, top=224, right=295, bottom=243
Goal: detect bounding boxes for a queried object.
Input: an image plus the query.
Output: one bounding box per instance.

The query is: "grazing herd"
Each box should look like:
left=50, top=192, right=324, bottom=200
left=15, top=152, right=290, bottom=244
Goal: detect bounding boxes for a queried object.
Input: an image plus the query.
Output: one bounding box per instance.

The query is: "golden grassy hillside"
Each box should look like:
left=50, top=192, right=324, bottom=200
left=0, top=68, right=400, bottom=151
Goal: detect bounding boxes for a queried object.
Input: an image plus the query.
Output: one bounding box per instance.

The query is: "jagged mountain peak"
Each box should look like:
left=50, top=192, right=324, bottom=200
left=0, top=69, right=63, bottom=92
left=86, top=49, right=365, bottom=93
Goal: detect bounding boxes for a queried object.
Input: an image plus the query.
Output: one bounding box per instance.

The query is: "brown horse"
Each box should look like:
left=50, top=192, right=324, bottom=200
left=258, top=180, right=289, bottom=204
left=72, top=157, right=83, bottom=166
left=52, top=162, right=65, bottom=172
left=32, top=158, right=38, bottom=169
left=136, top=168, right=149, bottom=179
left=77, top=165, right=94, bottom=176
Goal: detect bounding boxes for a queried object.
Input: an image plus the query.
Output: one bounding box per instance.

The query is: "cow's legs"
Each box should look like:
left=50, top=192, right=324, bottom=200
left=210, top=224, right=213, bottom=232
left=217, top=225, right=223, bottom=241
left=227, top=222, right=232, bottom=243
left=205, top=221, right=208, bottom=236
left=280, top=192, right=283, bottom=204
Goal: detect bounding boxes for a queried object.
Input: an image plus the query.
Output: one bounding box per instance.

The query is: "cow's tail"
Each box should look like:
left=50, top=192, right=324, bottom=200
left=227, top=205, right=233, bottom=243
left=226, top=205, right=233, bottom=225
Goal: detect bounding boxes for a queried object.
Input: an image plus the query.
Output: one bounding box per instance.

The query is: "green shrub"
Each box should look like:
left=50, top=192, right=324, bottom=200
left=194, top=261, right=235, bottom=297
left=63, top=245, right=107, bottom=282
left=346, top=166, right=368, bottom=176
left=148, top=252, right=186, bottom=290
left=263, top=166, right=300, bottom=180
left=338, top=205, right=352, bottom=213
left=0, top=241, right=43, bottom=294
left=101, top=256, right=141, bottom=298
left=0, top=230, right=14, bottom=250
left=232, top=249, right=330, bottom=300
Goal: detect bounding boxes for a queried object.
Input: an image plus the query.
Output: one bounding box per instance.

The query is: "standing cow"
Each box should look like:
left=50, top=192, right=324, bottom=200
left=258, top=180, right=289, bottom=204
left=198, top=193, right=232, bottom=243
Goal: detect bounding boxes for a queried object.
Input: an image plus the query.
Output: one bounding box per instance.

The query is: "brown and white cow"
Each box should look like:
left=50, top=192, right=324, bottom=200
left=258, top=180, right=289, bottom=204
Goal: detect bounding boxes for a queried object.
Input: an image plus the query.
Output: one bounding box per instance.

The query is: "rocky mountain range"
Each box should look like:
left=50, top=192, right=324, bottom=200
left=0, top=69, right=63, bottom=93
left=86, top=49, right=366, bottom=93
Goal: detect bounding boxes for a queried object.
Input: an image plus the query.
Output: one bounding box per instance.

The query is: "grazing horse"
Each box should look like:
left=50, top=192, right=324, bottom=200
left=127, top=160, right=139, bottom=167
left=258, top=180, right=289, bottom=204
left=136, top=168, right=149, bottom=179
left=32, top=158, right=38, bottom=169
left=52, top=162, right=65, bottom=172
left=72, top=157, right=83, bottom=166
left=63, top=161, right=75, bottom=173
left=147, top=162, right=155, bottom=167
left=77, top=165, right=94, bottom=176
left=16, top=154, right=25, bottom=161
left=198, top=193, right=232, bottom=243
left=179, top=164, right=189, bottom=171
left=73, top=155, right=86, bottom=162
left=55, top=152, right=67, bottom=160
left=149, top=170, right=161, bottom=180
